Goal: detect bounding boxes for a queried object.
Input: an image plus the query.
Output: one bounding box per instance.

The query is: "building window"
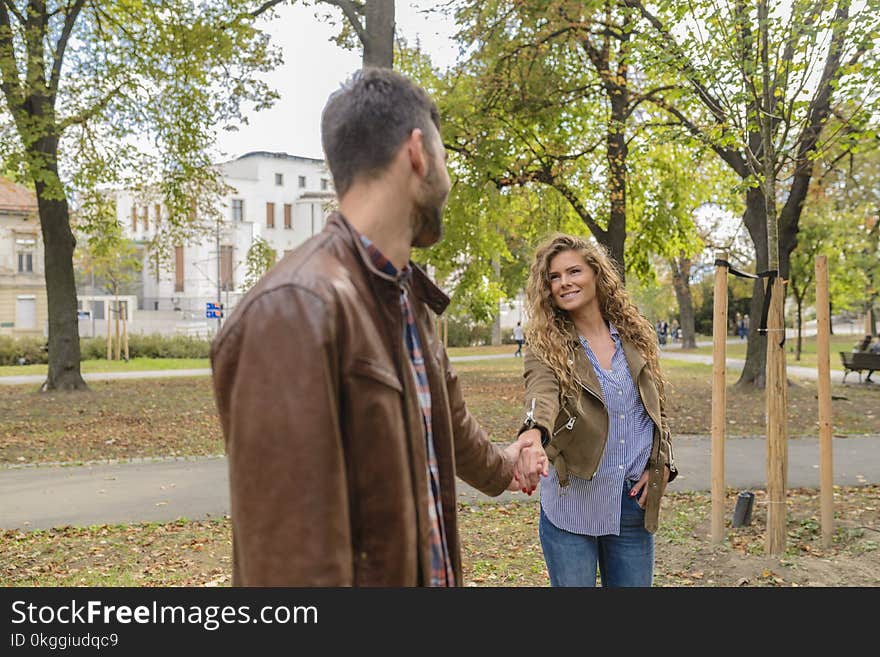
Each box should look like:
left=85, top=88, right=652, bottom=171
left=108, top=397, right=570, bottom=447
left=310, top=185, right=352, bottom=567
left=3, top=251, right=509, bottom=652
left=15, top=238, right=35, bottom=274
left=141, top=205, right=149, bottom=231
left=232, top=198, right=243, bottom=222
left=266, top=202, right=275, bottom=228
left=220, top=245, right=234, bottom=291
left=284, top=204, right=292, bottom=229
left=154, top=203, right=161, bottom=228
left=275, top=173, right=284, bottom=186
left=16, top=296, right=36, bottom=330
left=298, top=176, right=306, bottom=188
left=131, top=205, right=138, bottom=231
left=174, top=245, right=184, bottom=292
left=18, top=252, right=33, bottom=273
left=321, top=178, right=329, bottom=191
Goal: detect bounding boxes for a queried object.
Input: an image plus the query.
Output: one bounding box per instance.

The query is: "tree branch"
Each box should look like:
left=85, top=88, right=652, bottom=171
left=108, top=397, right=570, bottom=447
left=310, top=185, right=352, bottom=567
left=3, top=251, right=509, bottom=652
left=647, top=94, right=749, bottom=178
left=49, top=0, right=86, bottom=97
left=320, top=0, right=366, bottom=46
left=0, top=1, right=26, bottom=113
left=58, top=80, right=130, bottom=132
left=3, top=0, right=25, bottom=24
left=623, top=0, right=730, bottom=126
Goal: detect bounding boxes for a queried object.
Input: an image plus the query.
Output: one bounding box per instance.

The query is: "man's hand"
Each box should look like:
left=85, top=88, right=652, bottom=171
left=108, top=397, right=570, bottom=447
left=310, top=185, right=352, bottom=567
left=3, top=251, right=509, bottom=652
left=629, top=465, right=670, bottom=509
left=503, top=429, right=548, bottom=494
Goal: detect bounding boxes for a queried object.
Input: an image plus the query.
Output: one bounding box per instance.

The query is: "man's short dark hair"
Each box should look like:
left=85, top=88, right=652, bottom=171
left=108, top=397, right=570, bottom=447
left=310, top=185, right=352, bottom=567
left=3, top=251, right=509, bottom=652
left=321, top=68, right=441, bottom=197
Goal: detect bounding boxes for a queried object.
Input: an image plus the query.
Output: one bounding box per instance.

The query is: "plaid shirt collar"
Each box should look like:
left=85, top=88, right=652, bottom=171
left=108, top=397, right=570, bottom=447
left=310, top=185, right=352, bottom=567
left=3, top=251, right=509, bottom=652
left=359, top=234, right=412, bottom=286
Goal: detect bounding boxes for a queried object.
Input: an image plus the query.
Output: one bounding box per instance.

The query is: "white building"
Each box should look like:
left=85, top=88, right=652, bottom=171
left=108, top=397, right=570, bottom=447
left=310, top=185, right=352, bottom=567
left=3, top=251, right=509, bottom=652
left=0, top=176, right=46, bottom=336
left=105, top=152, right=335, bottom=332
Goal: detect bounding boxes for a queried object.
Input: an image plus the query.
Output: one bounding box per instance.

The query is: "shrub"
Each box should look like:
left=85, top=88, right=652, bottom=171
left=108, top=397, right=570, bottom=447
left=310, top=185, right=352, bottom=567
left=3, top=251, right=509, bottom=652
left=0, top=333, right=212, bottom=364
left=0, top=335, right=48, bottom=365
left=446, top=318, right=493, bottom=347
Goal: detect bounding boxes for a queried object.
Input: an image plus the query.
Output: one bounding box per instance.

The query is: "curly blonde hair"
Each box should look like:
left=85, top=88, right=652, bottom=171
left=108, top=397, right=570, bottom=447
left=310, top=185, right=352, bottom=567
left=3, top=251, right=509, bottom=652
left=524, top=233, right=666, bottom=409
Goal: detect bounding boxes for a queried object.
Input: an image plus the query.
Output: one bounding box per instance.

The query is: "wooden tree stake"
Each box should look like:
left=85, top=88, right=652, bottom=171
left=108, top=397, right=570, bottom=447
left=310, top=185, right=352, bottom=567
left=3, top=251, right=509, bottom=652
left=711, top=253, right=728, bottom=544
left=815, top=255, right=834, bottom=547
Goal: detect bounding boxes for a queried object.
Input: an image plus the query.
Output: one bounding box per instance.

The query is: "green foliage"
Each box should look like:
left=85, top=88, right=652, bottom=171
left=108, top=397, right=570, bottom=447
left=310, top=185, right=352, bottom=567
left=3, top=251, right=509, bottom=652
left=244, top=236, right=277, bottom=290
left=445, top=316, right=494, bottom=348
left=0, top=335, right=48, bottom=366
left=0, top=334, right=212, bottom=365
left=75, top=221, right=142, bottom=297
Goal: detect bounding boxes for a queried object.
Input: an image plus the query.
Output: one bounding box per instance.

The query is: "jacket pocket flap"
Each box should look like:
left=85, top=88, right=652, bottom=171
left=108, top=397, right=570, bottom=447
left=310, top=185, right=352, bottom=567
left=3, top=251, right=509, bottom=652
left=350, top=358, right=403, bottom=392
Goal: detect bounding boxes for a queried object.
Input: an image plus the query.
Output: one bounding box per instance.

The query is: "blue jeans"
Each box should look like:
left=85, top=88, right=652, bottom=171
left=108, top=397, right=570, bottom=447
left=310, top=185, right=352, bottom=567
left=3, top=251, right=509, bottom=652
left=539, top=481, right=654, bottom=587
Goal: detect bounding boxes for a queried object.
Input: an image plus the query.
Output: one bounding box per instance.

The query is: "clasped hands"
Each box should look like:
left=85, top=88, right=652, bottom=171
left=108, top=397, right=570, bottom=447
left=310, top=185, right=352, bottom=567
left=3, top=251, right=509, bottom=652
left=503, top=428, right=549, bottom=495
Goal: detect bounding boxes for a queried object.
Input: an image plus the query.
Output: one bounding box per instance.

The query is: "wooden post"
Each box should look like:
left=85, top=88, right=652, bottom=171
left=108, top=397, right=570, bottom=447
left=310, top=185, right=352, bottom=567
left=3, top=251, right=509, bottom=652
left=765, top=276, right=789, bottom=554
left=106, top=300, right=112, bottom=361
left=711, top=252, right=728, bottom=544
left=114, top=298, right=121, bottom=361
left=815, top=256, right=834, bottom=547
left=122, top=301, right=130, bottom=362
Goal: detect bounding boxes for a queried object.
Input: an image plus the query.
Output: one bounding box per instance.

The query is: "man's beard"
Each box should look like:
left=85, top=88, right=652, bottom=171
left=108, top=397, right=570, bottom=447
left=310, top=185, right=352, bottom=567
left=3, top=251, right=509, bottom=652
left=411, top=162, right=446, bottom=248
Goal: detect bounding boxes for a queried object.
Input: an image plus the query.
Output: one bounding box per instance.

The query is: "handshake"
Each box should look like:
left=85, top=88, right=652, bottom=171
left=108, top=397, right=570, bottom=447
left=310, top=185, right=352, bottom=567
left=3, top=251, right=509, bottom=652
left=503, top=429, right=549, bottom=495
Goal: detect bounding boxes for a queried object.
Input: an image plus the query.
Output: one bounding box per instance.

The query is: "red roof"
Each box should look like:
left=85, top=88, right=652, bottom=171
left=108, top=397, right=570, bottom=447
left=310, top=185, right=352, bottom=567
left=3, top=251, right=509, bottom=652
left=0, top=176, right=38, bottom=214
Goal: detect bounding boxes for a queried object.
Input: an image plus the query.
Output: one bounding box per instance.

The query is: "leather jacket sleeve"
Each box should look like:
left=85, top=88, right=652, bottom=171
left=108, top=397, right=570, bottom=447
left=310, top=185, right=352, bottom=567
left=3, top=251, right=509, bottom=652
left=521, top=347, right=561, bottom=438
left=211, top=285, right=353, bottom=585
left=439, top=346, right=514, bottom=496
left=658, top=408, right=677, bottom=482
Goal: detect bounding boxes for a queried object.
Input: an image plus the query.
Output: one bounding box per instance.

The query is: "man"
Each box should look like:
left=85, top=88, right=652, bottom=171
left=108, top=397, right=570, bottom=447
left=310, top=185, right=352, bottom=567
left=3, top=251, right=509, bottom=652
left=513, top=321, right=524, bottom=357
left=211, top=68, right=545, bottom=586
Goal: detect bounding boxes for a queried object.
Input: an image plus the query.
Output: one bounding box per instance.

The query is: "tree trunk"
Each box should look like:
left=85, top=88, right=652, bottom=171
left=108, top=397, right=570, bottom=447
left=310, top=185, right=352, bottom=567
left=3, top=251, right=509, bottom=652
left=737, top=187, right=768, bottom=388
left=363, top=0, right=395, bottom=68
left=491, top=257, right=501, bottom=346
left=670, top=256, right=696, bottom=349
left=36, top=157, right=87, bottom=391
left=795, top=296, right=803, bottom=361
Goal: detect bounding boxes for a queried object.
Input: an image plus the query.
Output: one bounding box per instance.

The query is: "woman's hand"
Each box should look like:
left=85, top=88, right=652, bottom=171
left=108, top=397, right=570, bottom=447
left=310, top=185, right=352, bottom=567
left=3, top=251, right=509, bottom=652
left=503, top=429, right=548, bottom=494
left=629, top=465, right=670, bottom=508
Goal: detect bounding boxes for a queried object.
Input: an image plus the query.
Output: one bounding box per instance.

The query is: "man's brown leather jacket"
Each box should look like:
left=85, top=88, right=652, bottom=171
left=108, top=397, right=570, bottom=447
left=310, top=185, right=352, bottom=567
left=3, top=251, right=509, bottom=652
left=211, top=212, right=513, bottom=586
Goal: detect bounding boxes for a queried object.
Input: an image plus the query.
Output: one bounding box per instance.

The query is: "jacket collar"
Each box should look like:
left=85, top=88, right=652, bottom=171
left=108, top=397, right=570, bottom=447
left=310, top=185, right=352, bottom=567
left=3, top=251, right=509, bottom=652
left=564, top=321, right=648, bottom=401
left=326, top=211, right=450, bottom=315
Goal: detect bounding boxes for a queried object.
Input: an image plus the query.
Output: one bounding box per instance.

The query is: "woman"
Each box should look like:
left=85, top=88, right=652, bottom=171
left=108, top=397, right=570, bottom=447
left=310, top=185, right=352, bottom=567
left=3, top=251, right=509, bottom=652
left=518, top=233, right=677, bottom=587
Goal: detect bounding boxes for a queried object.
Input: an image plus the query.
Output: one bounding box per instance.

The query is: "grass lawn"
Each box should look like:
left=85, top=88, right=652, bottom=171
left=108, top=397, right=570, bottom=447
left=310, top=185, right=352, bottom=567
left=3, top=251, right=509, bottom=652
left=0, top=358, right=210, bottom=377
left=2, top=486, right=877, bottom=586
left=2, top=354, right=879, bottom=465
left=690, top=334, right=866, bottom=372
left=2, top=347, right=878, bottom=587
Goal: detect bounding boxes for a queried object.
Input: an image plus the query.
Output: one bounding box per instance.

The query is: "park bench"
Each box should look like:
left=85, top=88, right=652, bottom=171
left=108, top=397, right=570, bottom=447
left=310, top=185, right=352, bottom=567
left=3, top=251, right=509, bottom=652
left=839, top=351, right=880, bottom=383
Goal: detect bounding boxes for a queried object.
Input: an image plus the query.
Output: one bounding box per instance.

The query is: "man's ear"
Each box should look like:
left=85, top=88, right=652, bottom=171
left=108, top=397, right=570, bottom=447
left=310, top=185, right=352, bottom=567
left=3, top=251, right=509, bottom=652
left=406, top=128, right=428, bottom=177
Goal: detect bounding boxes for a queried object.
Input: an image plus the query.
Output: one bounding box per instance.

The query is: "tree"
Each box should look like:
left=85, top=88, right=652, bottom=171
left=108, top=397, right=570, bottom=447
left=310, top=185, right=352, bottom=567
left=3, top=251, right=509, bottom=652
left=76, top=219, right=141, bottom=361
left=441, top=0, right=700, bottom=279
left=244, top=235, right=277, bottom=289
left=319, top=0, right=394, bottom=68
left=624, top=0, right=880, bottom=387
left=0, top=1, right=281, bottom=390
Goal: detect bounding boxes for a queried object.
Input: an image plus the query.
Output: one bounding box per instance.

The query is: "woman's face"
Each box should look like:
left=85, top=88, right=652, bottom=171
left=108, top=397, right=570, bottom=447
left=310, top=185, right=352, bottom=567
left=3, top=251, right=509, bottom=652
left=548, top=249, right=597, bottom=314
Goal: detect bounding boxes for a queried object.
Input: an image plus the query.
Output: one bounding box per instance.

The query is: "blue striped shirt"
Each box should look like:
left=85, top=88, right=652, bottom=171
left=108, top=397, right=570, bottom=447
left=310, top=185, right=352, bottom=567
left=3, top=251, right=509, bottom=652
left=540, top=324, right=655, bottom=536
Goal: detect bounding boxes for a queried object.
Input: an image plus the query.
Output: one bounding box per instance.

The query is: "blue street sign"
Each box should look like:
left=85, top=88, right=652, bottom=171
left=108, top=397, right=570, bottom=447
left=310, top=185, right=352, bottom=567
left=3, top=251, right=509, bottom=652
left=206, top=302, right=223, bottom=319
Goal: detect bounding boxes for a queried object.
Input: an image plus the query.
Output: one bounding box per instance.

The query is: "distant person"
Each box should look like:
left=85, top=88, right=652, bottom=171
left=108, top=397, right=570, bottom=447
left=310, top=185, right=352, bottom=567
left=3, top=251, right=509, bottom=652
left=743, top=314, right=749, bottom=338
left=513, top=321, right=525, bottom=357
left=517, top=233, right=677, bottom=587
left=867, top=336, right=880, bottom=383
left=855, top=335, right=872, bottom=352
left=211, top=68, right=546, bottom=586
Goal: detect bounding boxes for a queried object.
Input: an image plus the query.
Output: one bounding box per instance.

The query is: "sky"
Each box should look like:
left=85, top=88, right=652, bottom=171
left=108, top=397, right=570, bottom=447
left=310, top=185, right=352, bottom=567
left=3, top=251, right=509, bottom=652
left=216, top=1, right=460, bottom=161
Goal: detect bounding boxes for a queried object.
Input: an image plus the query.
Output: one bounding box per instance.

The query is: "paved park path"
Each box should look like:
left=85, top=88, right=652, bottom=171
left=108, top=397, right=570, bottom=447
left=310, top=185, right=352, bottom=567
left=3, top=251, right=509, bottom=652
left=3, top=434, right=880, bottom=531
left=1, top=345, right=876, bottom=530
